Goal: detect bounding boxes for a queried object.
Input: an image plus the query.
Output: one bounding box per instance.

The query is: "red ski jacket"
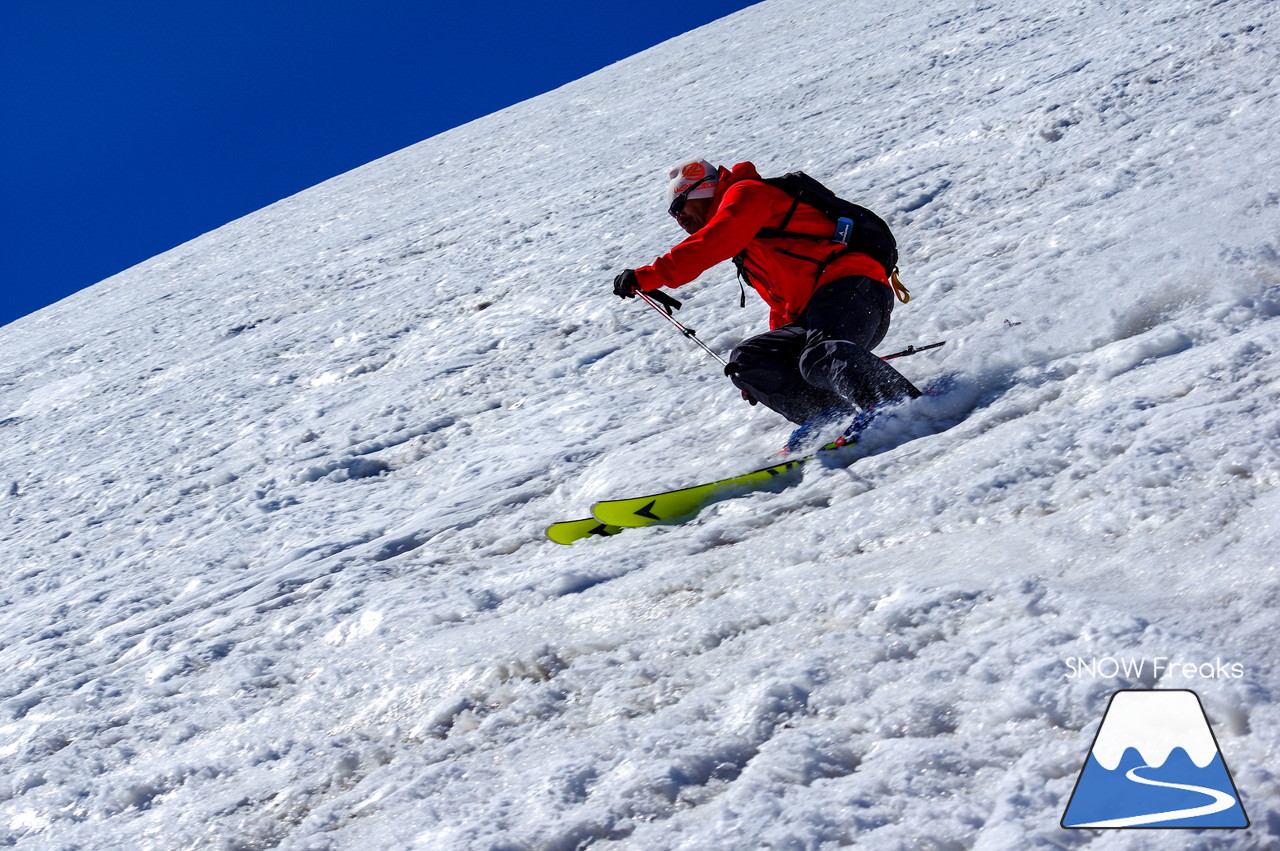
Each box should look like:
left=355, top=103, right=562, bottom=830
left=634, top=162, right=890, bottom=329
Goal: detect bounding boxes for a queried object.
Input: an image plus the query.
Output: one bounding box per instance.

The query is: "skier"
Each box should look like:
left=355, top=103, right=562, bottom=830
left=613, top=159, right=920, bottom=429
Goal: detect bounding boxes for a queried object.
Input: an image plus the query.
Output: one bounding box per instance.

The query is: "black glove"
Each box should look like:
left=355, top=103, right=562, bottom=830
left=613, top=269, right=640, bottom=299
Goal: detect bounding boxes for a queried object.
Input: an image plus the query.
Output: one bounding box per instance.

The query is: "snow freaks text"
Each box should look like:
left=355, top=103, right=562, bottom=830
left=1065, top=657, right=1246, bottom=680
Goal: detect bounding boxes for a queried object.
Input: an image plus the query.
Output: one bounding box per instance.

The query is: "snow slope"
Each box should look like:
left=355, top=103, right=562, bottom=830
left=2, top=0, right=1279, bottom=847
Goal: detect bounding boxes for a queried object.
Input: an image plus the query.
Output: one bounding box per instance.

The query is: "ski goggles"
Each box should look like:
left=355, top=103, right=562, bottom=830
left=668, top=175, right=717, bottom=218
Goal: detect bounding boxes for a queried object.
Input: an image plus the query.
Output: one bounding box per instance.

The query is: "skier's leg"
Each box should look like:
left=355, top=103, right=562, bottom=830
left=797, top=276, right=921, bottom=410
left=800, top=339, right=922, bottom=409
left=727, top=325, right=846, bottom=424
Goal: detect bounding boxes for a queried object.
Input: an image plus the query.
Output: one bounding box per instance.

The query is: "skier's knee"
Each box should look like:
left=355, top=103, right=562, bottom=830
left=796, top=340, right=841, bottom=391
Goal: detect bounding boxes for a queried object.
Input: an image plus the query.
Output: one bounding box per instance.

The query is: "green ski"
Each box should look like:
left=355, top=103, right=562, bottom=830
left=545, top=438, right=852, bottom=544
left=546, top=364, right=952, bottom=544
left=590, top=447, right=827, bottom=529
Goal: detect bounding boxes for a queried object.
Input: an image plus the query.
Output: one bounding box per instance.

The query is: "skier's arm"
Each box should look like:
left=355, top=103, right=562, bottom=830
left=633, top=183, right=777, bottom=291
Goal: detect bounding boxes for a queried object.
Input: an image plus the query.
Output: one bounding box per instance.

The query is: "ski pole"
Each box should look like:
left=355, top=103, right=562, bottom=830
left=637, top=291, right=729, bottom=367
left=879, top=341, right=946, bottom=360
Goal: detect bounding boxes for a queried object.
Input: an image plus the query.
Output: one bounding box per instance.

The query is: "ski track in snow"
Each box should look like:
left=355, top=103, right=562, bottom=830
left=2, top=0, right=1279, bottom=847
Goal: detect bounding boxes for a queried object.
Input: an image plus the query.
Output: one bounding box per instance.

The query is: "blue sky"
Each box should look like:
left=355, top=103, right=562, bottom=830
left=1, top=1, right=757, bottom=329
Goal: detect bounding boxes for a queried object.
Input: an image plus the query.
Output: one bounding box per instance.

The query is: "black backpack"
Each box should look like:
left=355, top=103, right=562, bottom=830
left=731, top=172, right=904, bottom=308
left=752, top=171, right=898, bottom=278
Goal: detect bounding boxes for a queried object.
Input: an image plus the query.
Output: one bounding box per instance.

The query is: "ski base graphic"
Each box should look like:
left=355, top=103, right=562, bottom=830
left=545, top=517, right=623, bottom=545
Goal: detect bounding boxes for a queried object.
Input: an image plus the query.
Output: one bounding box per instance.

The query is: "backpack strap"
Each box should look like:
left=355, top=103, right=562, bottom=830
left=775, top=190, right=802, bottom=232
left=751, top=178, right=831, bottom=242
left=731, top=251, right=750, bottom=307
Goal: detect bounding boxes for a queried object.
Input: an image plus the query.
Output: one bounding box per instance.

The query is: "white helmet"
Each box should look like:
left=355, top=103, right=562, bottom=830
left=665, top=159, right=718, bottom=214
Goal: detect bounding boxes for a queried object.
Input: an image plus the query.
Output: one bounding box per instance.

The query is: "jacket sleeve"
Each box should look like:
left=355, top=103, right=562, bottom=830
left=633, top=182, right=778, bottom=291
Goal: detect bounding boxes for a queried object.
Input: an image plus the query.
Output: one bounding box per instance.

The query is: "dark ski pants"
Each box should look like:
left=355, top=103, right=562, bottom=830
left=727, top=276, right=920, bottom=424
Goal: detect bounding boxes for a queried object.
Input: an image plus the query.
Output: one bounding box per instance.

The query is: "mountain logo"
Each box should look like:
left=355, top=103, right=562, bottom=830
left=1062, top=690, right=1249, bottom=829
left=680, top=162, right=707, bottom=180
